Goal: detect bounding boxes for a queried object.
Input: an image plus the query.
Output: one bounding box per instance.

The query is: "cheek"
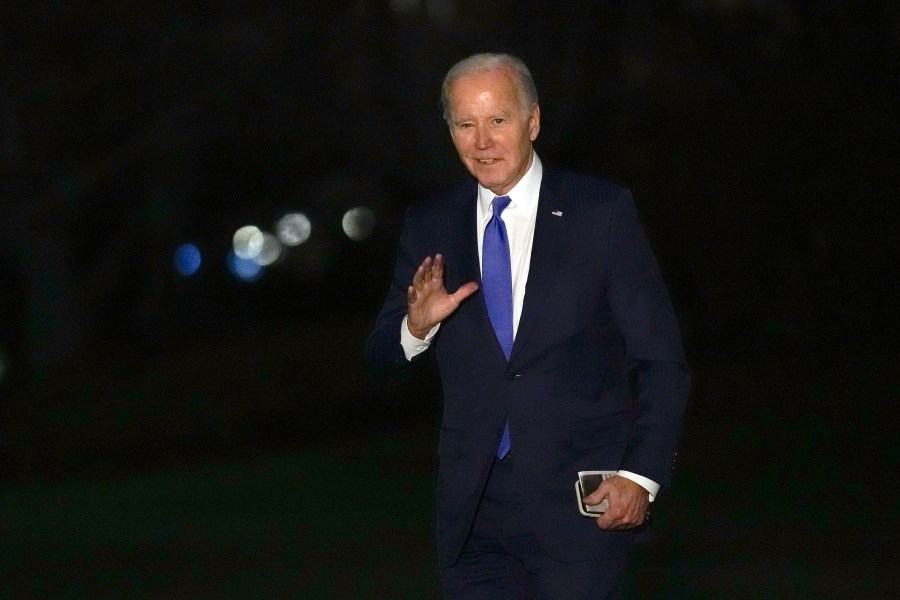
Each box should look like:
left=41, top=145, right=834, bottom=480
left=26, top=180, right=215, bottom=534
left=452, top=136, right=472, bottom=154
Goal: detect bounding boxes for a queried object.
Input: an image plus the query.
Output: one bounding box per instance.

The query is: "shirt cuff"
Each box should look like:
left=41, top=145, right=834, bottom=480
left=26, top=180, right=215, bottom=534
left=400, top=315, right=440, bottom=361
left=616, top=471, right=659, bottom=502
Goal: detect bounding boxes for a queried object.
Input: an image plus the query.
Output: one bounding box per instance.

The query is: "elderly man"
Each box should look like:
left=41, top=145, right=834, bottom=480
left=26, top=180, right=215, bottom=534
left=367, top=53, right=690, bottom=599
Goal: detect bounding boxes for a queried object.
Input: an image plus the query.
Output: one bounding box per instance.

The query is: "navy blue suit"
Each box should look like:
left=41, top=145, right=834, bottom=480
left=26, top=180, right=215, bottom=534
left=367, top=166, right=690, bottom=568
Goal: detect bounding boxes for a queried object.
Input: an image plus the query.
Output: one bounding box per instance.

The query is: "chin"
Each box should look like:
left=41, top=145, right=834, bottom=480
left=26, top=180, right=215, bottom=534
left=472, top=171, right=509, bottom=191
left=478, top=179, right=505, bottom=193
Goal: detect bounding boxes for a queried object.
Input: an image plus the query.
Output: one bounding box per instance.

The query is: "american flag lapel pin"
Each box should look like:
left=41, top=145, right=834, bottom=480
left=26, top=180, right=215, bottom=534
left=551, top=210, right=563, bottom=217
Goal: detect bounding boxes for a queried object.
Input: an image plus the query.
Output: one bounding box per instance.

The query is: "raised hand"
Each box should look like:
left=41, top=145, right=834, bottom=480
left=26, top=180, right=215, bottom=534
left=407, top=254, right=479, bottom=339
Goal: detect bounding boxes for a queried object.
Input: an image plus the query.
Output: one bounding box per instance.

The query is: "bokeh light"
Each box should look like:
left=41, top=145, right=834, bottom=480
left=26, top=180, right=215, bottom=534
left=276, top=213, right=312, bottom=246
left=253, top=232, right=282, bottom=266
left=233, top=225, right=264, bottom=259
left=227, top=250, right=263, bottom=282
left=341, top=207, right=376, bottom=241
left=174, top=243, right=202, bottom=276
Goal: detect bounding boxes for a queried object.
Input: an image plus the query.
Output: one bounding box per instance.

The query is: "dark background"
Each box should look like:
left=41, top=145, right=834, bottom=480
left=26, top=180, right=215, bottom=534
left=1, top=1, right=897, bottom=598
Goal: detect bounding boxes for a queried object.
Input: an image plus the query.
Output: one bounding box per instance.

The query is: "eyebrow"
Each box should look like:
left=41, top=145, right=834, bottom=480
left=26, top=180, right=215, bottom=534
left=452, top=110, right=513, bottom=124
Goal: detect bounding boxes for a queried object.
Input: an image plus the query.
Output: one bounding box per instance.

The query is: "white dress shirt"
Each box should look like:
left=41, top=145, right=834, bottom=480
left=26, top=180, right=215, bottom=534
left=399, top=152, right=658, bottom=500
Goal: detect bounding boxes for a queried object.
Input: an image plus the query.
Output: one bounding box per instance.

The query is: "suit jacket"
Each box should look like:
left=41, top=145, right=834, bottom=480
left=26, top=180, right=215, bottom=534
left=366, top=166, right=690, bottom=567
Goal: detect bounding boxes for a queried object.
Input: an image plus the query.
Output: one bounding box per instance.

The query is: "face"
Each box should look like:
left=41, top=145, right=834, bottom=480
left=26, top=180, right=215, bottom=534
left=446, top=68, right=540, bottom=196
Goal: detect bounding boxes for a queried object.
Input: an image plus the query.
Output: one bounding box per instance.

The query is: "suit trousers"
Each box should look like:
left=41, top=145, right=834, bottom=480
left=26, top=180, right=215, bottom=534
left=440, top=455, right=628, bottom=600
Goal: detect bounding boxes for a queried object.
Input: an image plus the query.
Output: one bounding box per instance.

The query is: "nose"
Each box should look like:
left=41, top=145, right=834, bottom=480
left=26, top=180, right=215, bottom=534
left=475, top=126, right=492, bottom=150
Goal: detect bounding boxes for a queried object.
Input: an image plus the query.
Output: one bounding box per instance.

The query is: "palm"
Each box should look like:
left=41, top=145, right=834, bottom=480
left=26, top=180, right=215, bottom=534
left=407, top=254, right=479, bottom=339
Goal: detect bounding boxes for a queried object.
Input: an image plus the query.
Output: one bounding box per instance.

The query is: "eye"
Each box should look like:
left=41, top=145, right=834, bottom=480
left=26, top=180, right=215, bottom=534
left=493, top=118, right=505, bottom=125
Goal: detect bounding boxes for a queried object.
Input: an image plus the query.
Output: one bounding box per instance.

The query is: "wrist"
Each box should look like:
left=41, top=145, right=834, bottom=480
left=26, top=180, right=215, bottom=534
left=406, top=321, right=431, bottom=341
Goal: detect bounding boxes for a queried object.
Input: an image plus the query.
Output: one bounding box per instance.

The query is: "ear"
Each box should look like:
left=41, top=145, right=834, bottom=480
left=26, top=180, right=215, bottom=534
left=528, top=105, right=541, bottom=141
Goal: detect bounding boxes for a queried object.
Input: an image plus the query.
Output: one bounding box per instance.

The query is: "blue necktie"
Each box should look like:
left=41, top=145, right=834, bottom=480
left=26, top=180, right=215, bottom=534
left=483, top=195, right=513, bottom=459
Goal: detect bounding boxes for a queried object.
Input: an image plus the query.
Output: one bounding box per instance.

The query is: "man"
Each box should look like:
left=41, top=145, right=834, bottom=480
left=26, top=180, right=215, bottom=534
left=367, top=53, right=690, bottom=599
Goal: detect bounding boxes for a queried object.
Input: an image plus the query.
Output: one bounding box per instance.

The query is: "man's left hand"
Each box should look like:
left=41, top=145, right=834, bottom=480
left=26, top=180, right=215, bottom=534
left=583, top=475, right=650, bottom=530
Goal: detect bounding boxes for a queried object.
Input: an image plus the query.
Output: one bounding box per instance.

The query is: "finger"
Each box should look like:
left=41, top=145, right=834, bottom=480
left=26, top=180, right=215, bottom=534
left=582, top=489, right=602, bottom=504
left=596, top=502, right=645, bottom=530
left=414, top=257, right=435, bottom=289
left=583, top=483, right=611, bottom=506
left=596, top=512, right=635, bottom=531
left=449, top=281, right=479, bottom=304
left=431, top=254, right=444, bottom=281
left=417, top=259, right=430, bottom=286
left=407, top=285, right=417, bottom=305
left=412, top=264, right=424, bottom=287
left=596, top=512, right=620, bottom=530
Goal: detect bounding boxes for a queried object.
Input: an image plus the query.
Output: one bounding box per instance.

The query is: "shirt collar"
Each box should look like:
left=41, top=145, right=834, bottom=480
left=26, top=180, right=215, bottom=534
left=477, top=151, right=543, bottom=216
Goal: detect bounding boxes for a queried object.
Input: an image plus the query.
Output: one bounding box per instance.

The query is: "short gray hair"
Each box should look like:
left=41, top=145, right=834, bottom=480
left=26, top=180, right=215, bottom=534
left=440, top=53, right=539, bottom=124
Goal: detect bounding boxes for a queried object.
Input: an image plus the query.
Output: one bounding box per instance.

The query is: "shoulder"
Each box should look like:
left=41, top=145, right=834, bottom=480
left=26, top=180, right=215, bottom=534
left=404, top=179, right=476, bottom=223
left=542, top=166, right=632, bottom=203
left=540, top=166, right=636, bottom=226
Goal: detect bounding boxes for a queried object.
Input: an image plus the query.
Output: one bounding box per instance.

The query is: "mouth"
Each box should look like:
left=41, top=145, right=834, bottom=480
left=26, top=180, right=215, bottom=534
left=476, top=158, right=500, bottom=165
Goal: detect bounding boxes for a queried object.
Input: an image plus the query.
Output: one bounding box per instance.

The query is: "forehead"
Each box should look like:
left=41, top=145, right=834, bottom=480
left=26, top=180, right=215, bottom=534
left=448, top=68, right=522, bottom=115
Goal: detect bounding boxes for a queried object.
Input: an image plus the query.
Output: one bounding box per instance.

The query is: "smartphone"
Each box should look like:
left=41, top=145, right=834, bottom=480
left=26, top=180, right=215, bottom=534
left=575, top=470, right=616, bottom=517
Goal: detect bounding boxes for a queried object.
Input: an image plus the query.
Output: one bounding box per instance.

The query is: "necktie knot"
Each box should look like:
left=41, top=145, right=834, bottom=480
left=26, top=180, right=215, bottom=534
left=492, top=195, right=512, bottom=217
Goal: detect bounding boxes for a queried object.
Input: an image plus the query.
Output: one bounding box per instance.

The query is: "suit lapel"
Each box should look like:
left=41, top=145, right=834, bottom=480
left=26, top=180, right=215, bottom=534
left=453, top=185, right=482, bottom=288
left=450, top=184, right=510, bottom=363
left=511, top=169, right=567, bottom=361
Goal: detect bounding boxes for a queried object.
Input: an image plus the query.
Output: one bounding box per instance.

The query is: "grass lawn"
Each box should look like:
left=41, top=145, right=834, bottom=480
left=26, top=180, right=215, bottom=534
left=2, top=356, right=895, bottom=598
left=1, top=431, right=439, bottom=599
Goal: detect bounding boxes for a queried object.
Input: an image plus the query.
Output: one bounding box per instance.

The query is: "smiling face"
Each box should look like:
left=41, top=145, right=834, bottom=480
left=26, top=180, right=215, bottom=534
left=446, top=68, right=540, bottom=196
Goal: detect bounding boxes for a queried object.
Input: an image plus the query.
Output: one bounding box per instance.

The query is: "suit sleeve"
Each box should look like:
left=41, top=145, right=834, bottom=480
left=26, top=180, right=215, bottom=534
left=365, top=207, right=429, bottom=379
left=607, top=190, right=691, bottom=487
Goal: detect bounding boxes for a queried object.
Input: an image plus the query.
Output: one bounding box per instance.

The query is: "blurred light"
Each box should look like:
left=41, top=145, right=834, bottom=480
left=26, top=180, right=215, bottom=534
left=253, top=232, right=282, bottom=266
left=227, top=250, right=263, bottom=282
left=276, top=213, right=312, bottom=246
left=341, top=207, right=376, bottom=241
left=233, top=225, right=264, bottom=259
left=174, top=243, right=202, bottom=276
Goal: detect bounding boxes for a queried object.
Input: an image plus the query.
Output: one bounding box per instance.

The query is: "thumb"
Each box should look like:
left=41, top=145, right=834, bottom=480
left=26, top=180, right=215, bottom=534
left=583, top=478, right=615, bottom=506
left=450, top=281, right=479, bottom=303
